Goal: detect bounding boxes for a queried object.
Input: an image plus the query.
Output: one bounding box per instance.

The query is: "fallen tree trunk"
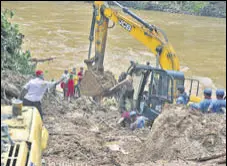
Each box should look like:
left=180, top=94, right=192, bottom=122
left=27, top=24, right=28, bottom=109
left=29, top=56, right=56, bottom=63
left=188, top=152, right=226, bottom=162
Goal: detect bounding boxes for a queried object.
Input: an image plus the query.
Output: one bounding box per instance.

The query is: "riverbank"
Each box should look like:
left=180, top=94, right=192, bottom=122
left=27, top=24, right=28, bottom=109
left=85, top=1, right=226, bottom=18
left=142, top=1, right=226, bottom=18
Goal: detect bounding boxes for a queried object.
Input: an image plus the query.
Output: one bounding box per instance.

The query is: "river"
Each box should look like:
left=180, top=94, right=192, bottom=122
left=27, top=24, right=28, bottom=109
left=2, top=1, right=226, bottom=90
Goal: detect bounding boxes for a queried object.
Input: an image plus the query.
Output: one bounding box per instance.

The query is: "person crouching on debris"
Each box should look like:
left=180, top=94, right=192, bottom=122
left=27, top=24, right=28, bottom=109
left=176, top=85, right=189, bottom=105
left=129, top=111, right=149, bottom=131
left=189, top=88, right=212, bottom=113
left=66, top=73, right=75, bottom=102
left=19, top=70, right=63, bottom=120
left=117, top=111, right=133, bottom=127
left=208, top=89, right=226, bottom=114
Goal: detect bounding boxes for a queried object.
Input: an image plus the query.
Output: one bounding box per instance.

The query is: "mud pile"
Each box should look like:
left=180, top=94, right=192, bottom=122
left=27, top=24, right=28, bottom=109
left=42, top=95, right=151, bottom=166
left=136, top=104, right=226, bottom=164
left=80, top=70, right=117, bottom=97
left=42, top=93, right=226, bottom=166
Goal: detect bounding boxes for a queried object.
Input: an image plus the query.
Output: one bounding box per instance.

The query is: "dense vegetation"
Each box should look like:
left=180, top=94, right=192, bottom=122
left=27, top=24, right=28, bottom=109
left=1, top=9, right=35, bottom=75
left=86, top=1, right=226, bottom=18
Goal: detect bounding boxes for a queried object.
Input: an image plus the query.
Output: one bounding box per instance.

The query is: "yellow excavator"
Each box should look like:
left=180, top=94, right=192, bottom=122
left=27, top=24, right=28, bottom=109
left=1, top=103, right=48, bottom=166
left=80, top=1, right=201, bottom=104
left=81, top=1, right=179, bottom=96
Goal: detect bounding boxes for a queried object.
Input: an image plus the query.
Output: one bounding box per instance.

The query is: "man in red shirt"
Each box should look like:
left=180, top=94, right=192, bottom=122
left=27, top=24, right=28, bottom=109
left=77, top=67, right=84, bottom=84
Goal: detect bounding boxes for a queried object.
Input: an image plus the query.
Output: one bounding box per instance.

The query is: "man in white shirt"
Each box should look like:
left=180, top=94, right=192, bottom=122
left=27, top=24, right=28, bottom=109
left=61, top=70, right=69, bottom=100
left=20, top=70, right=63, bottom=120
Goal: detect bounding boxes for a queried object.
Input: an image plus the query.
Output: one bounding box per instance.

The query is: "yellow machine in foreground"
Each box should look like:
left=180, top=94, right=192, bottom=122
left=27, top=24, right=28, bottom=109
left=1, top=105, right=48, bottom=166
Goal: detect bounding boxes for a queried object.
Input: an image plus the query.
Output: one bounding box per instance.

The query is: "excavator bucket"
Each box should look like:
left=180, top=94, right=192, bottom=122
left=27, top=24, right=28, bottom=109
left=80, top=70, right=117, bottom=97
left=80, top=70, right=104, bottom=96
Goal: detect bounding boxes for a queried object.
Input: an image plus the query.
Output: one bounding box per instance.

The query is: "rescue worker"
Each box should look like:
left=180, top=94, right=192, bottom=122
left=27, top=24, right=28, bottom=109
left=108, top=75, right=134, bottom=113
left=77, top=67, right=84, bottom=84
left=208, top=89, right=226, bottom=113
left=129, top=111, right=148, bottom=130
left=117, top=111, right=132, bottom=127
left=189, top=88, right=212, bottom=113
left=176, top=85, right=189, bottom=105
left=61, top=70, right=69, bottom=100
left=66, top=73, right=75, bottom=102
left=117, top=111, right=148, bottom=130
left=118, top=72, right=127, bottom=83
left=76, top=67, right=84, bottom=97
left=72, top=68, right=80, bottom=98
left=20, top=70, right=63, bottom=120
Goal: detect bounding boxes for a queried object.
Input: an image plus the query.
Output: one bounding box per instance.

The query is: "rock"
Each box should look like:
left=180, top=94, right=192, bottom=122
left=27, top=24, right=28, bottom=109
left=1, top=81, right=20, bottom=98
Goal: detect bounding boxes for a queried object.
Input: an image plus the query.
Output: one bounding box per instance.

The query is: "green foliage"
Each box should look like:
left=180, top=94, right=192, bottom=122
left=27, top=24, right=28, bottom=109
left=1, top=9, right=35, bottom=75
left=181, top=1, right=208, bottom=14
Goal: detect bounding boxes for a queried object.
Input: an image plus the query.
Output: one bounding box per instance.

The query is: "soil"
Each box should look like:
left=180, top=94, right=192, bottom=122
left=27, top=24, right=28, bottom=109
left=1, top=71, right=226, bottom=166
left=80, top=70, right=117, bottom=97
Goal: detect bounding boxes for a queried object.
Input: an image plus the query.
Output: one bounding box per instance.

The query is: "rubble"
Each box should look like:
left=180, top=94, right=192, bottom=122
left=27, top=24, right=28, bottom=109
left=1, top=71, right=226, bottom=166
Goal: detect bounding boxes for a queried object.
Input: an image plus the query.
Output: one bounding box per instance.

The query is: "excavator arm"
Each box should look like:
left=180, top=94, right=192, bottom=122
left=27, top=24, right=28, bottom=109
left=81, top=1, right=180, bottom=97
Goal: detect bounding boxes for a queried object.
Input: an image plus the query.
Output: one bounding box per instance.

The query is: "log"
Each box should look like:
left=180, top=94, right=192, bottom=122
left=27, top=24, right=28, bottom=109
left=217, top=158, right=226, bottom=164
left=188, top=152, right=226, bottom=162
left=29, top=56, right=56, bottom=63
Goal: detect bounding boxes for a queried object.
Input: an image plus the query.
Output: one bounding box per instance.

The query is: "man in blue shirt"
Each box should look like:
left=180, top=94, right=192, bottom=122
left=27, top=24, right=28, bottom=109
left=189, top=88, right=212, bottom=113
left=176, top=85, right=189, bottom=105
left=208, top=89, right=226, bottom=113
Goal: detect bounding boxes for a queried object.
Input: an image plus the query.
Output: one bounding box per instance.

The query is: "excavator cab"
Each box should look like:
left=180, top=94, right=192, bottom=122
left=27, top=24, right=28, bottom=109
left=165, top=71, right=202, bottom=103
left=127, top=61, right=201, bottom=121
left=127, top=61, right=174, bottom=121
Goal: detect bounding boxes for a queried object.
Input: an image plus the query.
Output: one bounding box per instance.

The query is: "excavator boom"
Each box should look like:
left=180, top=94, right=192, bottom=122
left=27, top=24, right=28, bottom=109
left=81, top=1, right=180, bottom=97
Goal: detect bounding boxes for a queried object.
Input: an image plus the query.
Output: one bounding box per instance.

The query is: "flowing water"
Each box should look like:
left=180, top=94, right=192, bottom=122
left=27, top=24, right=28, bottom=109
left=2, top=1, right=226, bottom=90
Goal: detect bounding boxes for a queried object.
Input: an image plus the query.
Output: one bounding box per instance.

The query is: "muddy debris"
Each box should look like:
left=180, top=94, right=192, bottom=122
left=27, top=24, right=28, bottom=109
left=1, top=70, right=226, bottom=166
left=135, top=104, right=226, bottom=164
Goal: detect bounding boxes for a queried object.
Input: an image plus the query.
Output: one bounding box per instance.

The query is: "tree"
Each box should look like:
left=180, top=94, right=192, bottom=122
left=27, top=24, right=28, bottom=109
left=1, top=9, right=36, bottom=75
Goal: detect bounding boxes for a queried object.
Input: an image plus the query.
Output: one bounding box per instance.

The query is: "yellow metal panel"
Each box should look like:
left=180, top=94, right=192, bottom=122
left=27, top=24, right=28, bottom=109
left=41, top=126, right=49, bottom=150
left=1, top=106, right=33, bottom=141
left=29, top=140, right=41, bottom=166
left=189, top=95, right=202, bottom=103
left=28, top=108, right=43, bottom=166
left=1, top=105, right=48, bottom=166
left=16, top=142, right=29, bottom=166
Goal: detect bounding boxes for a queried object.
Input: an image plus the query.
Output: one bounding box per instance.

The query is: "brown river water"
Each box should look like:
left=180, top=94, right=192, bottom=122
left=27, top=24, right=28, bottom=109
left=2, top=1, right=226, bottom=90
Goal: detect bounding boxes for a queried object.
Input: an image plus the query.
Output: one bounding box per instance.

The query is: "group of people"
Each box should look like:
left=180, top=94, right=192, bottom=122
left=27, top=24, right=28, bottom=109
left=19, top=67, right=225, bottom=128
left=176, top=85, right=226, bottom=114
left=60, top=67, right=84, bottom=102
